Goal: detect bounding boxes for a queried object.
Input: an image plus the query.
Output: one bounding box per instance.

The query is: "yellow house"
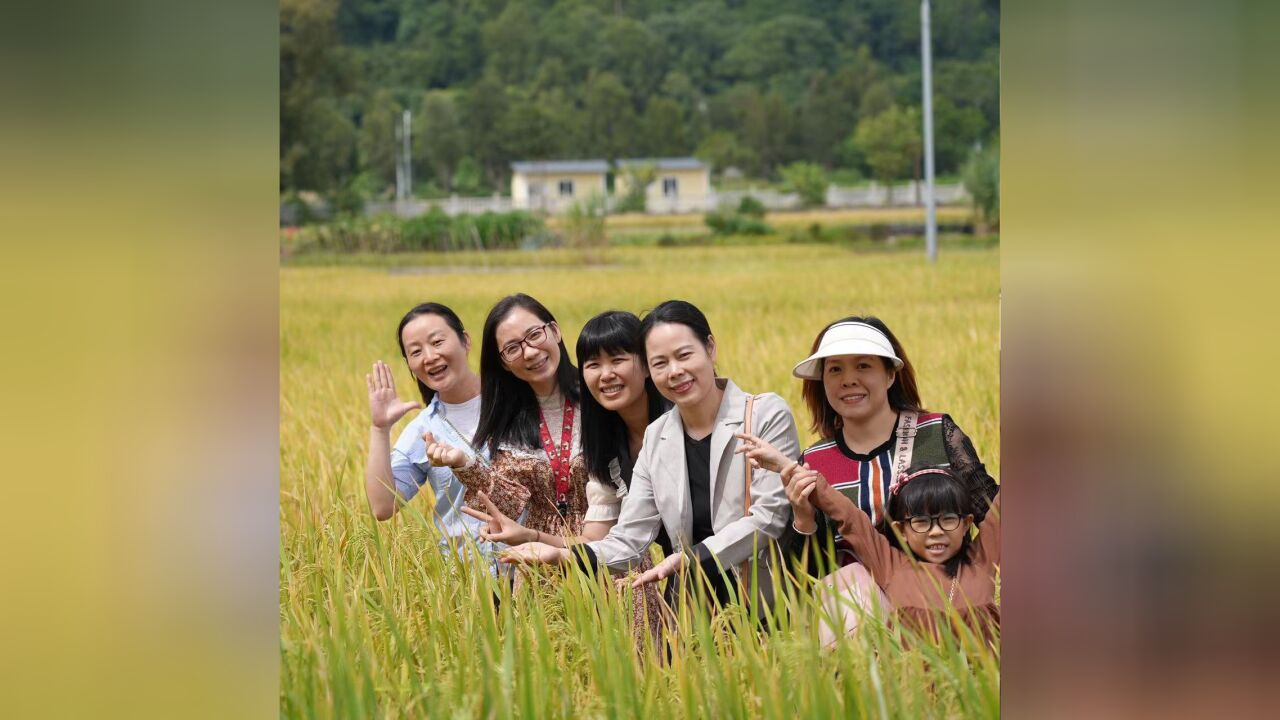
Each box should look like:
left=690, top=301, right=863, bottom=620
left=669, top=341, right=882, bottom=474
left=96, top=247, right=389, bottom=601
left=510, top=160, right=608, bottom=213
left=613, top=158, right=711, bottom=214
left=510, top=157, right=711, bottom=214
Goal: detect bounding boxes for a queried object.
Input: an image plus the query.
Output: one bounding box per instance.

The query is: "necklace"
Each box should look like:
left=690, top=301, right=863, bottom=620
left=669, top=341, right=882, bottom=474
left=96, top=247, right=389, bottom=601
left=947, top=574, right=959, bottom=604
left=537, top=398, right=575, bottom=513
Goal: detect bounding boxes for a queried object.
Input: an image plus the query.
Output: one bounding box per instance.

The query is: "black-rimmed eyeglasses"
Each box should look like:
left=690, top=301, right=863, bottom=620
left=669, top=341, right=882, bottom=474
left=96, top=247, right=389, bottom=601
left=499, top=322, right=554, bottom=363
left=904, top=513, right=962, bottom=534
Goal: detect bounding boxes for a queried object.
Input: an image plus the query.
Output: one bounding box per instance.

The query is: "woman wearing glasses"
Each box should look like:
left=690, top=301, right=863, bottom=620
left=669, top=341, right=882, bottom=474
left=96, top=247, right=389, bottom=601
left=422, top=294, right=593, bottom=551
left=502, top=300, right=801, bottom=614
left=452, top=309, right=673, bottom=648
left=735, top=315, right=998, bottom=645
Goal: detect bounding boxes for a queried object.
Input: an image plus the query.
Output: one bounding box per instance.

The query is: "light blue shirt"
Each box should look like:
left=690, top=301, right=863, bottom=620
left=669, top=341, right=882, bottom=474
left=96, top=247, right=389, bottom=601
left=390, top=394, right=500, bottom=571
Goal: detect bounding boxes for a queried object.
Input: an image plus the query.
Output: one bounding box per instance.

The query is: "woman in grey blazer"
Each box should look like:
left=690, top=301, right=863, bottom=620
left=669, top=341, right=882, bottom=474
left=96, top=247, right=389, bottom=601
left=503, top=300, right=801, bottom=608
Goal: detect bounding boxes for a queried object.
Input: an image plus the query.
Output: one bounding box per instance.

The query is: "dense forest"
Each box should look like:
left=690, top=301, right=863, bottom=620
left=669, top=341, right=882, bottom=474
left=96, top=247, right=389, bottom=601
left=281, top=0, right=999, bottom=205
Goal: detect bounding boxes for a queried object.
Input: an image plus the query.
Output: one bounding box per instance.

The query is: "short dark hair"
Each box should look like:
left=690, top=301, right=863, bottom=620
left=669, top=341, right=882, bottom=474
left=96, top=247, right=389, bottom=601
left=802, top=315, right=924, bottom=438
left=472, top=294, right=579, bottom=452
left=638, top=299, right=714, bottom=365
left=576, top=310, right=669, bottom=488
left=396, top=302, right=467, bottom=405
left=885, top=469, right=973, bottom=578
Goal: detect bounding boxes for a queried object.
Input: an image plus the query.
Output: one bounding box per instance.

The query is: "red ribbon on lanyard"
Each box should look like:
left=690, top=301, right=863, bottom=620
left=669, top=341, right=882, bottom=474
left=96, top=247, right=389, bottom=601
left=537, top=400, right=575, bottom=512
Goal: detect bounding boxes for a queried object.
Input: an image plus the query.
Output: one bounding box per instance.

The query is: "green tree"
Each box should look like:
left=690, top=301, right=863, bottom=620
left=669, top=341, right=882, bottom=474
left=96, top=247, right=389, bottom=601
left=779, top=162, right=829, bottom=207
left=639, top=98, right=688, bottom=157
left=483, top=0, right=538, bottom=85
left=597, top=17, right=668, bottom=105
left=852, top=105, right=921, bottom=204
left=722, top=15, right=835, bottom=97
left=962, top=140, right=999, bottom=229
left=280, top=0, right=355, bottom=192
left=358, top=89, right=402, bottom=192
left=694, top=130, right=758, bottom=176
left=583, top=72, right=637, bottom=162
left=414, top=90, right=463, bottom=192
left=462, top=74, right=512, bottom=187
left=932, top=97, right=987, bottom=175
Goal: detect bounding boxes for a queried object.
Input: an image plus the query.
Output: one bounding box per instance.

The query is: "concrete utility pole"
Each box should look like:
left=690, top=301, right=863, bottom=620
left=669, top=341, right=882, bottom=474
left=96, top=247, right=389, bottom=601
left=395, top=109, right=412, bottom=203
left=921, top=0, right=938, bottom=263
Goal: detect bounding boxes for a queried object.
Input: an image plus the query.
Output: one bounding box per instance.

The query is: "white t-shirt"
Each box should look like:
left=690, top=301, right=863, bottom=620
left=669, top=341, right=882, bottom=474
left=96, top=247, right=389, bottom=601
left=441, top=395, right=482, bottom=442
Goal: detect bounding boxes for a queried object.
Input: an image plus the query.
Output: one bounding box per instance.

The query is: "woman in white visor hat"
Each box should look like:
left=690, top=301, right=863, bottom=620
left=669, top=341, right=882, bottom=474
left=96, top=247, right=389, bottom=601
left=736, top=315, right=998, bottom=647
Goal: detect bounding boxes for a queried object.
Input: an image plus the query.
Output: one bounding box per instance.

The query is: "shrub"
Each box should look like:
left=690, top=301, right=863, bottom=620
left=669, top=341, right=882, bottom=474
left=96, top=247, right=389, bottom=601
left=736, top=195, right=766, bottom=218
left=779, top=162, right=829, bottom=207
left=704, top=210, right=773, bottom=236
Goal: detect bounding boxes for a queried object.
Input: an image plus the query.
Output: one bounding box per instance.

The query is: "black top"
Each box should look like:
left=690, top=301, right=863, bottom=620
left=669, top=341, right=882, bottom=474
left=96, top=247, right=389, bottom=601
left=684, top=432, right=715, bottom=544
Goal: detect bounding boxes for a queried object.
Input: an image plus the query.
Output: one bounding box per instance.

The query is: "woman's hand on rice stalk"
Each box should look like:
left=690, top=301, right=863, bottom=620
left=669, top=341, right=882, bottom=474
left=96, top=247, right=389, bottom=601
left=422, top=432, right=469, bottom=468
left=632, top=552, right=686, bottom=589
left=499, top=542, right=570, bottom=566
left=367, top=360, right=422, bottom=431
left=460, top=490, right=538, bottom=545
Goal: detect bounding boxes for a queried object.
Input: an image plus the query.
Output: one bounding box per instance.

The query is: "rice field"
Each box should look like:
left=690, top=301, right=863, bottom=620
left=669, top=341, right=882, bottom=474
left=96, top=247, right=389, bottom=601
left=280, top=244, right=1000, bottom=718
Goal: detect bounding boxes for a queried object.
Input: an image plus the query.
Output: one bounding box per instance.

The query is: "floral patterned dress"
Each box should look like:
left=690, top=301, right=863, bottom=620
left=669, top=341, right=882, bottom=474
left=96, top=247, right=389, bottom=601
left=454, top=392, right=665, bottom=651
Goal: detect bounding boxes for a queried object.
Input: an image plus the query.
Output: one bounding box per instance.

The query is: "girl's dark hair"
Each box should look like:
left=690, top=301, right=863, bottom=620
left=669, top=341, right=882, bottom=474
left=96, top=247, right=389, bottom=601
left=472, top=294, right=580, bottom=451
left=885, top=469, right=973, bottom=578
left=396, top=302, right=468, bottom=405
left=638, top=299, right=714, bottom=365
left=577, top=311, right=669, bottom=488
left=802, top=315, right=924, bottom=438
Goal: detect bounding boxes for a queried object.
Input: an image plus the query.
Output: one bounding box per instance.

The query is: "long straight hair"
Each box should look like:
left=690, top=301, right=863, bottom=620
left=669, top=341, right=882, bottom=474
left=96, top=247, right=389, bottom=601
left=802, top=315, right=924, bottom=438
left=396, top=302, right=468, bottom=405
left=577, top=311, right=669, bottom=488
left=472, top=294, right=580, bottom=452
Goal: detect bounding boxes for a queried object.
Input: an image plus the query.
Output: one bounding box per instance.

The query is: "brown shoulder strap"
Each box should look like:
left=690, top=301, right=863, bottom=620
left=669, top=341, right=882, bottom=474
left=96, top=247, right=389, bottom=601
left=742, top=394, right=756, bottom=516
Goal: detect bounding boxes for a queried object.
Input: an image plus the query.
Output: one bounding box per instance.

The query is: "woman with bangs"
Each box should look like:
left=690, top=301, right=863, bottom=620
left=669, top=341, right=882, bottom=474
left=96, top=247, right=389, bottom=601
left=457, top=310, right=673, bottom=646
left=736, top=315, right=998, bottom=646
left=504, top=300, right=800, bottom=614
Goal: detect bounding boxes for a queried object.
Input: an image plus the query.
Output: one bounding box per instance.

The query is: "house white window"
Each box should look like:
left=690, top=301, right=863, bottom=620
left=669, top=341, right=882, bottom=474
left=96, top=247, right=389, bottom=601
left=558, top=179, right=574, bottom=197
left=662, top=177, right=678, bottom=197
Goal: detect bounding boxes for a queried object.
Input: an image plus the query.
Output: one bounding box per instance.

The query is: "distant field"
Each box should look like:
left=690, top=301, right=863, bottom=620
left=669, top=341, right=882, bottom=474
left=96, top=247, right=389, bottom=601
left=553, top=205, right=975, bottom=233
left=280, top=245, right=1000, bottom=717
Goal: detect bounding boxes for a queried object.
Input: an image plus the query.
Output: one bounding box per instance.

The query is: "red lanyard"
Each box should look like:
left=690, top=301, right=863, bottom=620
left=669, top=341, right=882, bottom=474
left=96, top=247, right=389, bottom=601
left=537, top=399, right=575, bottom=508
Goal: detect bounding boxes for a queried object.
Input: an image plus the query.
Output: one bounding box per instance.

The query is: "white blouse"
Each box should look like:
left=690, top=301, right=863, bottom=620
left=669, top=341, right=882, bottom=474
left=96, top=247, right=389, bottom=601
left=583, top=458, right=628, bottom=522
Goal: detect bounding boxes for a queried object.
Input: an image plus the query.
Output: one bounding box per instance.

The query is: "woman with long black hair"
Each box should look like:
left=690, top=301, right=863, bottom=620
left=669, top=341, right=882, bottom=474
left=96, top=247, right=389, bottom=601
left=503, top=300, right=801, bottom=613
left=423, top=294, right=586, bottom=547
left=455, top=310, right=673, bottom=647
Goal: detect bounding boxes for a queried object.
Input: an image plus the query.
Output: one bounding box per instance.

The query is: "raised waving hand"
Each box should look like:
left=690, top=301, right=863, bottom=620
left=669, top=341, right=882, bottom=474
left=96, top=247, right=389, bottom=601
left=367, top=360, right=422, bottom=430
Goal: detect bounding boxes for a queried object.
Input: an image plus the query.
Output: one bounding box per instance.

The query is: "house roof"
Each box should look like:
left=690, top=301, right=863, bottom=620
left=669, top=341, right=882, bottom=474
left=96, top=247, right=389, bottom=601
left=510, top=160, right=609, bottom=174
left=510, top=157, right=707, bottom=174
left=616, top=157, right=706, bottom=171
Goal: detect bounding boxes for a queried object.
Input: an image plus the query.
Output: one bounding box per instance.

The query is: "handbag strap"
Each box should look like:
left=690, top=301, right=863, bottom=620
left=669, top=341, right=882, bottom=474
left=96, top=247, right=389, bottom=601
left=738, top=394, right=757, bottom=584
left=892, top=410, right=920, bottom=484
left=742, top=393, right=757, bottom=516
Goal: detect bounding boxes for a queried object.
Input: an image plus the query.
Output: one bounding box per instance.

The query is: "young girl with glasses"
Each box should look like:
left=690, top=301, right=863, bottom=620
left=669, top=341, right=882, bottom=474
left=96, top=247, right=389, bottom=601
left=736, top=315, right=998, bottom=644
left=787, top=464, right=1000, bottom=647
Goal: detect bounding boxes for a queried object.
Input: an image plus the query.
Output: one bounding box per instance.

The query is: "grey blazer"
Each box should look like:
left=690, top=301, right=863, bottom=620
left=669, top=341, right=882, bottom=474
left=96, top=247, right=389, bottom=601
left=586, top=378, right=801, bottom=573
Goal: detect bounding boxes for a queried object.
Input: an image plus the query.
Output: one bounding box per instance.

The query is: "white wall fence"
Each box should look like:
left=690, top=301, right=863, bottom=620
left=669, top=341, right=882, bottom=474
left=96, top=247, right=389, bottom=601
left=361, top=182, right=968, bottom=219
